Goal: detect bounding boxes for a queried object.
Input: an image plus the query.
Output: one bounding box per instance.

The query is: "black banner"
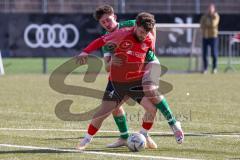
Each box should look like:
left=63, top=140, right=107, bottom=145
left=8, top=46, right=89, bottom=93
left=1, top=14, right=101, bottom=57
left=0, top=13, right=239, bottom=57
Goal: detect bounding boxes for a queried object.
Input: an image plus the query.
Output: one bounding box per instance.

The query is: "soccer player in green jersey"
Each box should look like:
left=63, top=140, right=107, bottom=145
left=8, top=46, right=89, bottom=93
left=94, top=5, right=184, bottom=145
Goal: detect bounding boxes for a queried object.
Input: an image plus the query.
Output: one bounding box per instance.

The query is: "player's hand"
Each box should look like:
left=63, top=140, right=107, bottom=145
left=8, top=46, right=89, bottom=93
left=75, top=52, right=88, bottom=65
left=111, top=55, right=123, bottom=66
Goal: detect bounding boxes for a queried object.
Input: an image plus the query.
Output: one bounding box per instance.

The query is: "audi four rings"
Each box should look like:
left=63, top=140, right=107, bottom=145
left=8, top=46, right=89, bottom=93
left=24, top=24, right=79, bottom=48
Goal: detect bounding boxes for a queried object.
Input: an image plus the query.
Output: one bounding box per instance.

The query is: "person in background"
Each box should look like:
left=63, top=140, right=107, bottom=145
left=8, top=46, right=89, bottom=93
left=200, top=3, right=220, bottom=74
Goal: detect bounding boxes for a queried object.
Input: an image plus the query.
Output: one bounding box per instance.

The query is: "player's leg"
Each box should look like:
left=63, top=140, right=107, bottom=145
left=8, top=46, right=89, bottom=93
left=152, top=93, right=184, bottom=144
left=139, top=96, right=158, bottom=149
left=128, top=81, right=158, bottom=149
left=107, top=97, right=130, bottom=148
left=104, top=56, right=130, bottom=146
left=76, top=81, right=123, bottom=150
left=144, top=85, right=177, bottom=125
left=143, top=61, right=177, bottom=126
left=76, top=100, right=119, bottom=150
left=143, top=62, right=184, bottom=144
left=112, top=106, right=129, bottom=140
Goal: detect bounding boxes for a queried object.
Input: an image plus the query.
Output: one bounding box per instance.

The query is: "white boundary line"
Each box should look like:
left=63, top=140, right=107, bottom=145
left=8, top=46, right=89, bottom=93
left=0, top=128, right=239, bottom=138
left=0, top=143, right=199, bottom=160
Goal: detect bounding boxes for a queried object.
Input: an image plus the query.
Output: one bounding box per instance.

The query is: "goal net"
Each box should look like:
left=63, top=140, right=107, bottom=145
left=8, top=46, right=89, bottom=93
left=155, top=23, right=202, bottom=73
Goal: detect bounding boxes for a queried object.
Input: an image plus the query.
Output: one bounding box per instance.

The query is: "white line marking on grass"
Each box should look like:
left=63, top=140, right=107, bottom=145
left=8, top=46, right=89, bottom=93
left=0, top=143, right=199, bottom=160
left=0, top=128, right=239, bottom=138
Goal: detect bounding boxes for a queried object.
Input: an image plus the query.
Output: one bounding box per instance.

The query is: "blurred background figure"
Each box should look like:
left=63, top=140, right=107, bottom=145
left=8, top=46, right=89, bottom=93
left=200, top=3, right=220, bottom=74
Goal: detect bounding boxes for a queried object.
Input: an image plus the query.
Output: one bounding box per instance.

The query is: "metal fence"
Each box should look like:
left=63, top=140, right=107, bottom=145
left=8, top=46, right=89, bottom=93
left=219, top=31, right=240, bottom=57
left=218, top=31, right=240, bottom=72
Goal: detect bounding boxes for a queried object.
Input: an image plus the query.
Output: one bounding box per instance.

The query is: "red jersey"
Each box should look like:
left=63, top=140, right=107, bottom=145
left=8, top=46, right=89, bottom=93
left=83, top=27, right=155, bottom=82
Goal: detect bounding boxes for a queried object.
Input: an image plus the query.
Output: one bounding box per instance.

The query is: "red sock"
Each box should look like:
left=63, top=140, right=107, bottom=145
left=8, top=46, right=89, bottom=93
left=142, top=121, right=153, bottom=130
left=87, top=124, right=99, bottom=136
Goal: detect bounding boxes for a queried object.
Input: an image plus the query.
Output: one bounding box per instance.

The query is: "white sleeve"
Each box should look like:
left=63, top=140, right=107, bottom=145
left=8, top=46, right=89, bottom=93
left=104, top=52, right=111, bottom=57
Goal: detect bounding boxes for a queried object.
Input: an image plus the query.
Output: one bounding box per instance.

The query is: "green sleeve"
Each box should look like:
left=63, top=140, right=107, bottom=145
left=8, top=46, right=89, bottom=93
left=102, top=45, right=109, bottom=53
left=145, top=50, right=159, bottom=63
left=119, top=20, right=136, bottom=28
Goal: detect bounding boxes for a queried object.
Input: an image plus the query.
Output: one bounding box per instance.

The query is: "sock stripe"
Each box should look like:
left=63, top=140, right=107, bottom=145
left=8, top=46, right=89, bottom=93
left=120, top=131, right=128, bottom=136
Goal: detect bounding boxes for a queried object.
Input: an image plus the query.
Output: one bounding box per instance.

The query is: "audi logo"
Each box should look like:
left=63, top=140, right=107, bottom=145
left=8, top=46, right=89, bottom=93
left=24, top=24, right=79, bottom=48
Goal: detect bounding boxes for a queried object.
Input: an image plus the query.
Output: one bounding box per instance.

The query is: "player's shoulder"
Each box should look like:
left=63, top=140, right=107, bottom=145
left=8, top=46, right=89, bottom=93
left=102, top=26, right=133, bottom=41
left=113, top=26, right=134, bottom=35
left=143, top=33, right=155, bottom=49
left=119, top=20, right=136, bottom=28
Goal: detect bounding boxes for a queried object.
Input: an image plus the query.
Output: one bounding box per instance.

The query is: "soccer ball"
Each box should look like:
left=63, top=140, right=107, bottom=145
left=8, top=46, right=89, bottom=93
left=127, top=133, right=146, bottom=152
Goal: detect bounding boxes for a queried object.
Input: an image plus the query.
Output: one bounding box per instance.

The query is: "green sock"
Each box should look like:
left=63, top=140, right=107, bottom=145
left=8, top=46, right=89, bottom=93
left=155, top=98, right=176, bottom=126
left=114, top=114, right=129, bottom=139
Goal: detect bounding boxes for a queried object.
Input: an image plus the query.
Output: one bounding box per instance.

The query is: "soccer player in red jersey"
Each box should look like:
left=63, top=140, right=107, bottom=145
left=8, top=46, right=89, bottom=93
left=76, top=12, right=184, bottom=150
left=94, top=6, right=183, bottom=146
left=90, top=6, right=158, bottom=149
left=76, top=12, right=158, bottom=150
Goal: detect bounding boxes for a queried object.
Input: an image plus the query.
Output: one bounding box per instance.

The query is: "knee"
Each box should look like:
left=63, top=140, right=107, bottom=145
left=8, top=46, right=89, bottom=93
left=112, top=106, right=125, bottom=116
left=143, top=86, right=161, bottom=104
left=149, top=94, right=165, bottom=105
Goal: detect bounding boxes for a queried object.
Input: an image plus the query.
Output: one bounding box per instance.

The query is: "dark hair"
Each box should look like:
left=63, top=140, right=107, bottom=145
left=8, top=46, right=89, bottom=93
left=93, top=5, right=114, bottom=21
left=136, top=12, right=155, bottom=32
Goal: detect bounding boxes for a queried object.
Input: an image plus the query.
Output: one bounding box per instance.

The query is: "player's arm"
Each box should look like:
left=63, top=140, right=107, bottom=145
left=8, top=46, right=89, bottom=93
left=150, top=26, right=156, bottom=51
left=143, top=49, right=160, bottom=84
left=144, top=28, right=159, bottom=65
left=76, top=37, right=106, bottom=65
left=151, top=25, right=156, bottom=39
left=104, top=57, right=111, bottom=72
left=145, top=49, right=159, bottom=64
left=102, top=46, right=111, bottom=72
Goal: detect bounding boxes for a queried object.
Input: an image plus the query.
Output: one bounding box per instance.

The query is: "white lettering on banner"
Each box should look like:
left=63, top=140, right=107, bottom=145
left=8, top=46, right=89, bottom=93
left=157, top=47, right=201, bottom=56
left=24, top=24, right=79, bottom=48
left=169, top=17, right=193, bottom=43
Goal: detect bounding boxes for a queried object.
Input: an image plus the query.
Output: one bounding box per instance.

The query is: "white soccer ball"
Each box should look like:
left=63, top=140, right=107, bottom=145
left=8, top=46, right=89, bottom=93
left=127, top=133, right=146, bottom=152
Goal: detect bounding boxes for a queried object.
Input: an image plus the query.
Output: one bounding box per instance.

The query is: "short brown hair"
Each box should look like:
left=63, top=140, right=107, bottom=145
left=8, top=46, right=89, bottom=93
left=93, top=5, right=114, bottom=21
left=136, top=12, right=155, bottom=32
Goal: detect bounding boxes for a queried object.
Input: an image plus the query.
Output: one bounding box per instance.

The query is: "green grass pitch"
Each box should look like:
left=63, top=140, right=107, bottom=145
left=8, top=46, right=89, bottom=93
left=0, top=58, right=240, bottom=160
